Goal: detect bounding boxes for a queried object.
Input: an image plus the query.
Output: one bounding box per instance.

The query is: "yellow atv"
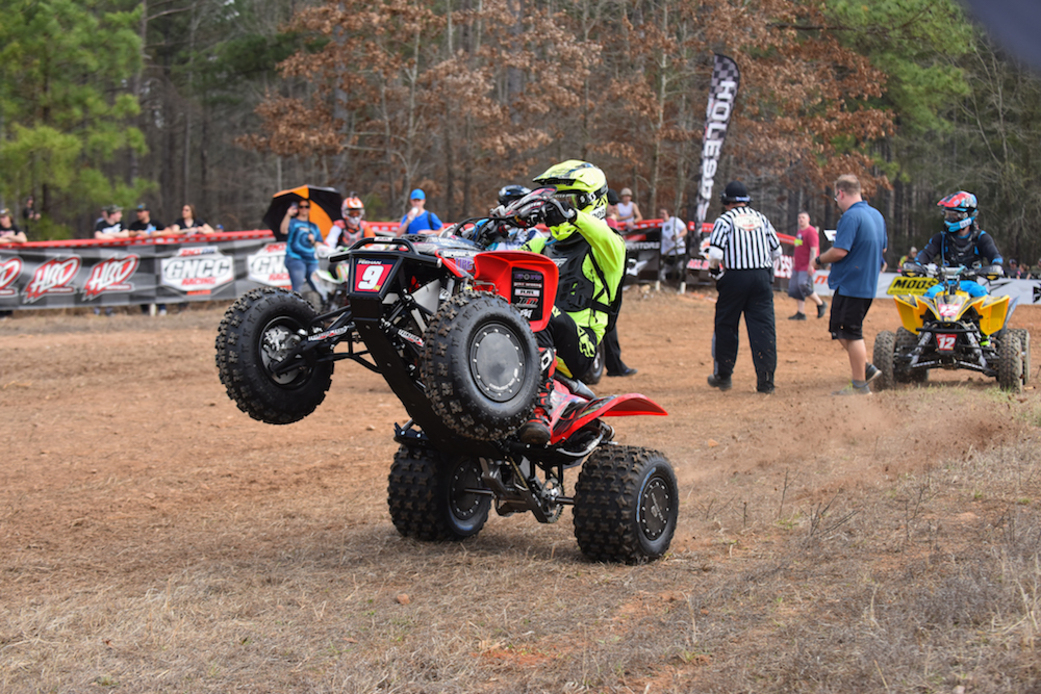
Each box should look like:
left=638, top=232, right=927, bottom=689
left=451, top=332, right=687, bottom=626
left=872, top=264, right=1029, bottom=393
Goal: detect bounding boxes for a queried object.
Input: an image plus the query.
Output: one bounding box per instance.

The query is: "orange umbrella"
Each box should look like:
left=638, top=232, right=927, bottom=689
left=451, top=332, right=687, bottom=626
left=262, top=185, right=343, bottom=241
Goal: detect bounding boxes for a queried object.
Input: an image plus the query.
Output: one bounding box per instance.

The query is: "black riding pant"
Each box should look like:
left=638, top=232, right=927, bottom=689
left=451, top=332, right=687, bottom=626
left=535, top=307, right=597, bottom=380
left=713, top=268, right=776, bottom=388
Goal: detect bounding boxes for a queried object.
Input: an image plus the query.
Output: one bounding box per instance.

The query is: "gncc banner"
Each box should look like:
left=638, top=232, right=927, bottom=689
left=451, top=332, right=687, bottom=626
left=0, top=233, right=288, bottom=311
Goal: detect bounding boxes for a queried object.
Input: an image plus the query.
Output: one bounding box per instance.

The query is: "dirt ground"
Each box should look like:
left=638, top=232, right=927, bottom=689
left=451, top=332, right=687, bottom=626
left=2, top=289, right=1041, bottom=693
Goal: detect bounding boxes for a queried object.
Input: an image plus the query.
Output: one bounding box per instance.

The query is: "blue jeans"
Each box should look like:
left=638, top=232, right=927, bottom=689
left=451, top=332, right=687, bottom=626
left=285, top=257, right=319, bottom=293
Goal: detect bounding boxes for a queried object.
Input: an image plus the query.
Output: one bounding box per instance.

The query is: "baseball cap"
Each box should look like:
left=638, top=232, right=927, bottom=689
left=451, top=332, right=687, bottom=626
left=607, top=189, right=620, bottom=205
left=136, top=203, right=148, bottom=211
left=0, top=208, right=10, bottom=217
left=410, top=188, right=425, bottom=201
left=620, top=187, right=633, bottom=197
left=106, top=204, right=123, bottom=214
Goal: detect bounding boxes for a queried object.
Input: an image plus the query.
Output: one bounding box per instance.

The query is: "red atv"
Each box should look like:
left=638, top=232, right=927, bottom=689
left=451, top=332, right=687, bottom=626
left=215, top=212, right=678, bottom=563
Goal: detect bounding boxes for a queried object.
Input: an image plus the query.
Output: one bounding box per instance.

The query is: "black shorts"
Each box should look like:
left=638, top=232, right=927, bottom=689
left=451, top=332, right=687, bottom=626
left=829, top=293, right=873, bottom=341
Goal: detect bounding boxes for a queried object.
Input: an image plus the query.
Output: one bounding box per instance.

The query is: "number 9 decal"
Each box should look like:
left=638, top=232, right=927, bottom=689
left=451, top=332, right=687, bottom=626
left=353, top=261, right=392, bottom=292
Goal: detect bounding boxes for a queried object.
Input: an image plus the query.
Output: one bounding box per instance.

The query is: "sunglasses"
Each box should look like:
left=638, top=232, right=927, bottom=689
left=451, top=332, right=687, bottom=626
left=298, top=204, right=310, bottom=209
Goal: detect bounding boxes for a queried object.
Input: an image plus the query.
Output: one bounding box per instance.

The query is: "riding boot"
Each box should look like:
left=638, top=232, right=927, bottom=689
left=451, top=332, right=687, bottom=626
left=518, top=349, right=556, bottom=445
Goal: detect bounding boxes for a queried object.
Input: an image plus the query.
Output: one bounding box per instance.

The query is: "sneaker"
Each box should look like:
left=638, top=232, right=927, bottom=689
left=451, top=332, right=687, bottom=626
left=707, top=374, right=733, bottom=391
left=817, top=301, right=828, bottom=319
left=864, top=363, right=880, bottom=384
left=788, top=312, right=807, bottom=321
left=832, top=381, right=871, bottom=396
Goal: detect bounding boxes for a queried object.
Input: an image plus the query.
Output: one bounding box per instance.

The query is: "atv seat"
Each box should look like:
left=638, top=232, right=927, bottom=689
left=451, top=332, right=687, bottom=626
left=555, top=373, right=595, bottom=400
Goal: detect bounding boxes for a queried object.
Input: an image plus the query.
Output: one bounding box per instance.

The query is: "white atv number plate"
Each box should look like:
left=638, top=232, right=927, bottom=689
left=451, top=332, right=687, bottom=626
left=936, top=334, right=956, bottom=352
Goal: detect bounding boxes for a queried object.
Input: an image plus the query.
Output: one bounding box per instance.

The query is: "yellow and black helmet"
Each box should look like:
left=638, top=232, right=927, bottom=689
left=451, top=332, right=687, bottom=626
left=533, top=160, right=609, bottom=218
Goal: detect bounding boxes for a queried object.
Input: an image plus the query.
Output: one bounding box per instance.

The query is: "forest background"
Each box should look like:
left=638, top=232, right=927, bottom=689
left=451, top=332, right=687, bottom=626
left=2, top=0, right=1040, bottom=267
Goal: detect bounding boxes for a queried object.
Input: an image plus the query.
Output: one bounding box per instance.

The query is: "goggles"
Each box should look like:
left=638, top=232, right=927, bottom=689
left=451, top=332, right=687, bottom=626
left=345, top=209, right=362, bottom=217
left=944, top=210, right=968, bottom=223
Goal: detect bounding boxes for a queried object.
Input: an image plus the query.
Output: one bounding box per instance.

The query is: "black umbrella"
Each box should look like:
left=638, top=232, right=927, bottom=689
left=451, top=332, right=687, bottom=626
left=263, top=185, right=343, bottom=241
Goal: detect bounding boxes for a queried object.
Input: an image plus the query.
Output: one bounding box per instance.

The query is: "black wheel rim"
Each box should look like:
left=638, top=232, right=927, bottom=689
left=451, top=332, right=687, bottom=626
left=449, top=461, right=484, bottom=520
left=638, top=474, right=672, bottom=541
left=259, top=317, right=309, bottom=386
left=468, top=321, right=526, bottom=402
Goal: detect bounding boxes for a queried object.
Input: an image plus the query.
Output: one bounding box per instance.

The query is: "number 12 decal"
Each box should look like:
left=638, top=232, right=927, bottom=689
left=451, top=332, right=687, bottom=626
left=353, top=262, right=393, bottom=292
left=936, top=334, right=956, bottom=351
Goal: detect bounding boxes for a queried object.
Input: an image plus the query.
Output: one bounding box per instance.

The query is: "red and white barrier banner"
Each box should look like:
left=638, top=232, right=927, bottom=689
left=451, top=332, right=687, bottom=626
left=0, top=231, right=285, bottom=311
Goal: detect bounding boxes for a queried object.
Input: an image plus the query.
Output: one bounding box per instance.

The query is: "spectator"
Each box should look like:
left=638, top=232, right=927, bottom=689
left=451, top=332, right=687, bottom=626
left=280, top=199, right=321, bottom=297
left=815, top=174, right=888, bottom=396
left=705, top=181, right=781, bottom=394
left=605, top=189, right=622, bottom=230
left=127, top=203, right=165, bottom=237
left=0, top=208, right=27, bottom=244
left=169, top=204, right=214, bottom=235
left=659, top=206, right=686, bottom=283
left=94, top=205, right=127, bottom=239
left=21, top=195, right=40, bottom=236
left=787, top=211, right=827, bottom=320
left=126, top=203, right=168, bottom=315
left=397, top=189, right=443, bottom=235
left=615, top=187, right=643, bottom=231
left=1009, top=258, right=1024, bottom=279
left=898, top=246, right=918, bottom=267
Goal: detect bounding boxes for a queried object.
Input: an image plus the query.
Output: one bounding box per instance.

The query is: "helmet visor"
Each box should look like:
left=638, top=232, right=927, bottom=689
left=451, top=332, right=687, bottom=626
left=944, top=210, right=968, bottom=223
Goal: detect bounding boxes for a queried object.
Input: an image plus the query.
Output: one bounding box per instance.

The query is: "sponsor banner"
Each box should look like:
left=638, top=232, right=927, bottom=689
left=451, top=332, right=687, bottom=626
left=808, top=271, right=1041, bottom=305
left=0, top=232, right=281, bottom=311
left=693, top=54, right=740, bottom=244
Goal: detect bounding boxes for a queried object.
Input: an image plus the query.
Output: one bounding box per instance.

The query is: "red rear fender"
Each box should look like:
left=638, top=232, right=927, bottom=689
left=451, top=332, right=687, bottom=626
left=549, top=392, right=667, bottom=444
left=473, top=250, right=559, bottom=332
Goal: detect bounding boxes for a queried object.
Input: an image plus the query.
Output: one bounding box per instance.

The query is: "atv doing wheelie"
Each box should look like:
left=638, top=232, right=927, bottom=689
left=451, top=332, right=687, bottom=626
left=872, top=263, right=1030, bottom=393
left=214, top=203, right=678, bottom=563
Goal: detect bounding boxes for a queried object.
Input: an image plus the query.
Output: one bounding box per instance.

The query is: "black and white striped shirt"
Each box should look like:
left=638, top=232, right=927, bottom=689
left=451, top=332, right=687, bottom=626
left=708, top=206, right=781, bottom=270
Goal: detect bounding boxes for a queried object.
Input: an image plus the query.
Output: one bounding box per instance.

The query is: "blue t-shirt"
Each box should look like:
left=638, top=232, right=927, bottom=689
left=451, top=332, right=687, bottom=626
left=286, top=218, right=319, bottom=261
left=828, top=201, right=887, bottom=299
left=399, top=210, right=443, bottom=235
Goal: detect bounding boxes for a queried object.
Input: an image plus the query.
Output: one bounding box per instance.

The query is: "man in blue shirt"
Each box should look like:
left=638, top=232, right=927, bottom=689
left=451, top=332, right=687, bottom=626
left=815, top=174, right=888, bottom=395
left=397, top=188, right=443, bottom=235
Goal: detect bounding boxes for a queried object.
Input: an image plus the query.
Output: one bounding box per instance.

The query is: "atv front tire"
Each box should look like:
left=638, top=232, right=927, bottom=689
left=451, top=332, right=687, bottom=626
left=421, top=291, right=539, bottom=441
left=872, top=331, right=896, bottom=391
left=895, top=328, right=928, bottom=384
left=387, top=444, right=490, bottom=541
left=998, top=331, right=1024, bottom=393
left=215, top=287, right=333, bottom=424
left=573, top=446, right=678, bottom=564
left=1011, top=328, right=1031, bottom=386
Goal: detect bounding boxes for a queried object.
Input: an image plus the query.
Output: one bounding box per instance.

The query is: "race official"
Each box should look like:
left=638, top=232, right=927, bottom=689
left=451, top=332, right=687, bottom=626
left=706, top=181, right=782, bottom=394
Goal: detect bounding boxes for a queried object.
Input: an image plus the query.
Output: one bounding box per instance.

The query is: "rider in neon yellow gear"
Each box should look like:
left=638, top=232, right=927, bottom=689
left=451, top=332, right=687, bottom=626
left=517, top=160, right=626, bottom=445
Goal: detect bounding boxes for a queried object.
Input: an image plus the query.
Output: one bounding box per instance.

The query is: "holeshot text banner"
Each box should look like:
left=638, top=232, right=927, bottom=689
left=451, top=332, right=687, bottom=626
left=694, top=54, right=741, bottom=234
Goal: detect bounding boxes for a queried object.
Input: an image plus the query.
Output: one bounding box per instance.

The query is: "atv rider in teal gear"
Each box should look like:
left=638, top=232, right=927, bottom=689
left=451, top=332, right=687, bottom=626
left=511, top=160, right=626, bottom=445
left=913, top=191, right=1004, bottom=298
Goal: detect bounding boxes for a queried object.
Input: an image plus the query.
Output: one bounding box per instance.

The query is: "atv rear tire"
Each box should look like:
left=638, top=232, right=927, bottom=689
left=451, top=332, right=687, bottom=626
left=998, top=331, right=1023, bottom=393
left=421, top=291, right=539, bottom=441
left=872, top=331, right=896, bottom=391
left=1011, top=328, right=1031, bottom=386
left=215, top=287, right=333, bottom=424
left=387, top=444, right=490, bottom=541
left=895, top=328, right=928, bottom=384
left=573, top=446, right=678, bottom=564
